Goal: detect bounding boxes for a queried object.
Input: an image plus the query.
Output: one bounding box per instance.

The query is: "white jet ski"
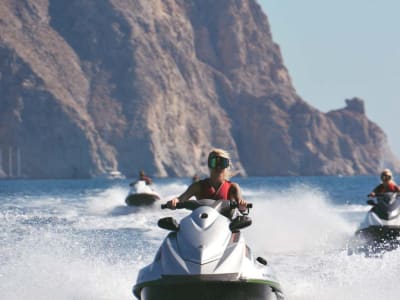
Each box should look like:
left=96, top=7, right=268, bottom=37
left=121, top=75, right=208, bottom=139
left=350, top=192, right=400, bottom=255
left=133, top=199, right=284, bottom=300
left=125, top=180, right=160, bottom=206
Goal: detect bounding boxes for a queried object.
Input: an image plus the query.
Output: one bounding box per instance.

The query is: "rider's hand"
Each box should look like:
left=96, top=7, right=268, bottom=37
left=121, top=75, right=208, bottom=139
left=238, top=198, right=247, bottom=212
left=167, top=198, right=180, bottom=209
left=368, top=192, right=375, bottom=197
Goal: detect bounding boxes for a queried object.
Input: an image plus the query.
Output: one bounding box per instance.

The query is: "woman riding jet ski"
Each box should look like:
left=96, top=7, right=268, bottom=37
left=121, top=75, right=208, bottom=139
left=350, top=192, right=400, bottom=255
left=133, top=149, right=284, bottom=299
left=133, top=199, right=285, bottom=300
left=167, top=148, right=248, bottom=211
left=350, top=170, right=400, bottom=255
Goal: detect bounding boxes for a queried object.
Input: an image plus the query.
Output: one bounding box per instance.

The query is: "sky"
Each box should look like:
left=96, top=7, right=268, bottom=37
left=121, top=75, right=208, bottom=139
left=258, top=0, right=400, bottom=158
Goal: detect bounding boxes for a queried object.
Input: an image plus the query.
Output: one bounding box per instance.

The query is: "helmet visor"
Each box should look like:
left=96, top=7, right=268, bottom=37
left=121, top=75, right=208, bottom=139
left=208, top=156, right=230, bottom=169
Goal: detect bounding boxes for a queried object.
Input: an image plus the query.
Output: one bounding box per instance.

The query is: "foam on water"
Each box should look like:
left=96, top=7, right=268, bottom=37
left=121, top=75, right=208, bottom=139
left=0, top=183, right=166, bottom=300
left=1, top=179, right=400, bottom=299
left=246, top=184, right=354, bottom=253
left=86, top=186, right=129, bottom=215
left=244, top=184, right=400, bottom=300
left=275, top=247, right=400, bottom=300
left=0, top=227, right=139, bottom=300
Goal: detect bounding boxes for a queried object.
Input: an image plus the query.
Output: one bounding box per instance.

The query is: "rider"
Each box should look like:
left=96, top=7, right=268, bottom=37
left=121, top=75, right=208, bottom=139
left=167, top=148, right=247, bottom=211
left=130, top=170, right=152, bottom=186
left=368, top=169, right=400, bottom=197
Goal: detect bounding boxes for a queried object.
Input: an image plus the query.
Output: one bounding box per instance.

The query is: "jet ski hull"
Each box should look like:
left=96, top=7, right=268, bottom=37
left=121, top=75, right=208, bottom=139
left=135, top=278, right=283, bottom=300
left=125, top=193, right=160, bottom=206
left=356, top=225, right=400, bottom=241
left=350, top=226, right=400, bottom=255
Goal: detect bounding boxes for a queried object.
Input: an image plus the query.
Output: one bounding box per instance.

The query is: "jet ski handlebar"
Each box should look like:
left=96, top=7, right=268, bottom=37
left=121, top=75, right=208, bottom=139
left=160, top=202, right=193, bottom=210
left=161, top=199, right=252, bottom=211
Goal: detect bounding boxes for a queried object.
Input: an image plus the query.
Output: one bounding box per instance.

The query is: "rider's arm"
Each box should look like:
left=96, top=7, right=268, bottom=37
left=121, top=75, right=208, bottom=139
left=229, top=183, right=247, bottom=211
left=369, top=184, right=382, bottom=197
left=168, top=182, right=200, bottom=208
left=145, top=176, right=152, bottom=185
left=177, top=183, right=199, bottom=202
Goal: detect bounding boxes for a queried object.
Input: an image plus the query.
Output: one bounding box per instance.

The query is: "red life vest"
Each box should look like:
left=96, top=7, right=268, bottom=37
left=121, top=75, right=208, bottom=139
left=374, top=182, right=400, bottom=193
left=197, top=179, right=232, bottom=200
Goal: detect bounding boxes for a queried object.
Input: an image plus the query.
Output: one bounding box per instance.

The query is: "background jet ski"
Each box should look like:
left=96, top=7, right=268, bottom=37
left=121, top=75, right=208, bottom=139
left=349, top=192, right=400, bottom=255
left=125, top=180, right=160, bottom=206
left=133, top=199, right=284, bottom=300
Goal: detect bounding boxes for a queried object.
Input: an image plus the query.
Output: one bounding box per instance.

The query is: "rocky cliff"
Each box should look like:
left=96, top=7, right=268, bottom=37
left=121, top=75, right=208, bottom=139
left=0, top=0, right=398, bottom=178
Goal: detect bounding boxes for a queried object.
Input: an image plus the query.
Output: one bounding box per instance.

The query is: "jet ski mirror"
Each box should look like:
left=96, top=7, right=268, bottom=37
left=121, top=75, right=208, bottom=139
left=229, top=201, right=253, bottom=215
left=242, top=203, right=253, bottom=215
left=229, top=216, right=252, bottom=232
left=158, top=217, right=180, bottom=231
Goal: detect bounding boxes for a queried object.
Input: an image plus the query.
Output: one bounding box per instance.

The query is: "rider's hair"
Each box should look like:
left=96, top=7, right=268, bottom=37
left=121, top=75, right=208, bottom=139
left=208, top=148, right=232, bottom=179
left=381, top=169, right=394, bottom=181
left=208, top=148, right=230, bottom=160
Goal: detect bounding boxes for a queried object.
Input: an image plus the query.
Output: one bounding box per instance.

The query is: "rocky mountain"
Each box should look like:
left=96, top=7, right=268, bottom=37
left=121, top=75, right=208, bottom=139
left=0, top=0, right=398, bottom=179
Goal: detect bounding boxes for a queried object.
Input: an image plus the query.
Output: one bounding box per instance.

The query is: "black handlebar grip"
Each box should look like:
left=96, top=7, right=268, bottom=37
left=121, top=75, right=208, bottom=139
left=176, top=202, right=185, bottom=209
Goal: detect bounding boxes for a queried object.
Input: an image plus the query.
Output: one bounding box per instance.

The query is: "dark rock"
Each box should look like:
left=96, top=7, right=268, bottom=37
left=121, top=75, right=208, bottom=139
left=345, top=97, right=365, bottom=114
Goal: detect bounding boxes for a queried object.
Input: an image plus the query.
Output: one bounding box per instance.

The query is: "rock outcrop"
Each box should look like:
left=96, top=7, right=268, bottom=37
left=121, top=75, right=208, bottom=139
left=0, top=0, right=398, bottom=178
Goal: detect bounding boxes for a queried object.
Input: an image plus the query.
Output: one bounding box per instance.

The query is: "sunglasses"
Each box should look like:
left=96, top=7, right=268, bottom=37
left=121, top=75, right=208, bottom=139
left=381, top=174, right=392, bottom=180
left=208, top=156, right=230, bottom=169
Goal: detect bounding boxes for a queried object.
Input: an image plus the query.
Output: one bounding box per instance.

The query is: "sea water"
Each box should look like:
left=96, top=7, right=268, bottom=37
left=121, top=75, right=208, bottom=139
left=1, top=176, right=400, bottom=300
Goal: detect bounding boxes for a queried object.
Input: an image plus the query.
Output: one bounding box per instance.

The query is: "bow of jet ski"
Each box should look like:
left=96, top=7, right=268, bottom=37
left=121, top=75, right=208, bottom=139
left=125, top=180, right=160, bottom=206
left=133, top=199, right=284, bottom=300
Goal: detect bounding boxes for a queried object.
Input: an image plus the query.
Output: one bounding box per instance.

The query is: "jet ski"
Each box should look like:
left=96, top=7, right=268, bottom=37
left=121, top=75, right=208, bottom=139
left=133, top=199, right=284, bottom=300
left=125, top=180, right=160, bottom=206
left=350, top=192, right=400, bottom=255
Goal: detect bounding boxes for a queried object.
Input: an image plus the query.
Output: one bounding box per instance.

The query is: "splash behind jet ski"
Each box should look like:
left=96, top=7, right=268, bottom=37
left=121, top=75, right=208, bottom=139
left=125, top=180, right=160, bottom=206
left=133, top=199, right=284, bottom=300
left=349, top=192, right=400, bottom=255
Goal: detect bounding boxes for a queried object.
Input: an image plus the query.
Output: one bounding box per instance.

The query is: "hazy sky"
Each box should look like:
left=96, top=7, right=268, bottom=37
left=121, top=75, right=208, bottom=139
left=258, top=0, right=400, bottom=158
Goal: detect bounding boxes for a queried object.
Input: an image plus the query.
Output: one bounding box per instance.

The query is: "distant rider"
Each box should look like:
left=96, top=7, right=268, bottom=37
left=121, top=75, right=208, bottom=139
left=368, top=169, right=400, bottom=197
left=167, top=148, right=247, bottom=211
left=130, top=170, right=152, bottom=186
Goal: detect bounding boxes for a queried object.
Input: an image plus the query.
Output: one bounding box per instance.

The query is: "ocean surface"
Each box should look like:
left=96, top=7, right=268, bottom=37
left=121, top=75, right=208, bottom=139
left=1, top=176, right=400, bottom=300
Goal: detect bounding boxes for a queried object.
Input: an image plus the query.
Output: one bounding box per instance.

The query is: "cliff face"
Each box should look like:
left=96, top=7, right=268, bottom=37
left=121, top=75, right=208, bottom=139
left=0, top=0, right=398, bottom=178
